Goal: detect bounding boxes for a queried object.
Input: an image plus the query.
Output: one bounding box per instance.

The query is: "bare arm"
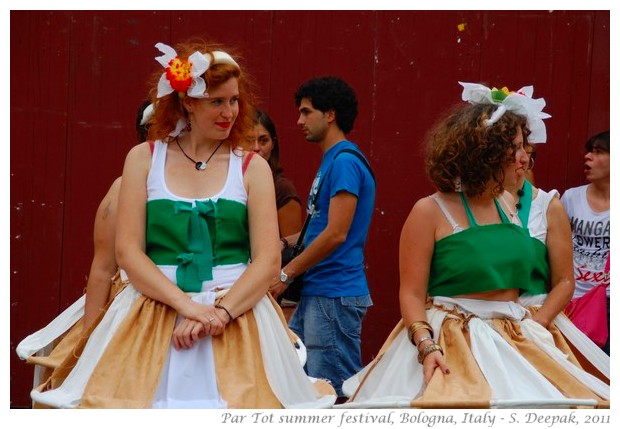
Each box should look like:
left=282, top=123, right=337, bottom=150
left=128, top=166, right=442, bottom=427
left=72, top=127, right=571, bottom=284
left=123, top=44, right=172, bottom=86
left=277, top=199, right=303, bottom=238
left=399, top=197, right=450, bottom=383
left=532, top=197, right=575, bottom=327
left=82, top=177, right=122, bottom=333
left=270, top=191, right=357, bottom=297
left=216, top=153, right=280, bottom=317
left=399, top=198, right=435, bottom=330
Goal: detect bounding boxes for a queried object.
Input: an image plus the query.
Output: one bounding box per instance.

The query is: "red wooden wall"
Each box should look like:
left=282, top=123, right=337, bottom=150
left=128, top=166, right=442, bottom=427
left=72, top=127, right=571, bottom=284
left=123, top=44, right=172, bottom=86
left=10, top=10, right=610, bottom=407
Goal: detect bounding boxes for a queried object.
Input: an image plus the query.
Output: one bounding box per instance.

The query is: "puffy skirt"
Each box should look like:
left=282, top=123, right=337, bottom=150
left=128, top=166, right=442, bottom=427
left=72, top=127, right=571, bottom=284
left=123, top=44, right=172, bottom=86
left=16, top=270, right=127, bottom=395
left=17, top=271, right=335, bottom=409
left=341, top=297, right=609, bottom=409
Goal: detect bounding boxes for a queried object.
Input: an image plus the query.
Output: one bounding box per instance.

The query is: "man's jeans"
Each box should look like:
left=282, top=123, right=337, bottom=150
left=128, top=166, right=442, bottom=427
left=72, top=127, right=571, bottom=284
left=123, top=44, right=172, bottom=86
left=289, top=295, right=372, bottom=397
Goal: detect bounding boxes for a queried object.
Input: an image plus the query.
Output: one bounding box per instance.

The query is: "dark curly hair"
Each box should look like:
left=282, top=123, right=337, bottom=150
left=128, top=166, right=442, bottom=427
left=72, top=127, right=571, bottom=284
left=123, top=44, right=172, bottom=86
left=145, top=38, right=256, bottom=147
left=294, top=76, right=358, bottom=134
left=425, top=102, right=530, bottom=197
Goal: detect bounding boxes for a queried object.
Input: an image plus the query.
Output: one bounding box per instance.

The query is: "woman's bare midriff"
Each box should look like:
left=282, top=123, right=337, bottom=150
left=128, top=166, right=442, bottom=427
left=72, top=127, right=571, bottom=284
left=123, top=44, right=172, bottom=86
left=453, top=288, right=519, bottom=302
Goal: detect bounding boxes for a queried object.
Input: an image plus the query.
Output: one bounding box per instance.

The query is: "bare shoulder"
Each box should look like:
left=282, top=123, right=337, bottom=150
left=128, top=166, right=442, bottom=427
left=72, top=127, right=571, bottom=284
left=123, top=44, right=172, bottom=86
left=242, top=149, right=271, bottom=177
left=409, top=193, right=444, bottom=217
left=547, top=195, right=569, bottom=220
left=404, top=194, right=442, bottom=227
left=108, top=176, right=122, bottom=194
left=400, top=195, right=443, bottom=250
left=403, top=192, right=458, bottom=243
left=99, top=177, right=122, bottom=210
left=128, top=141, right=152, bottom=154
left=240, top=150, right=274, bottom=198
left=121, top=142, right=153, bottom=176
left=125, top=141, right=152, bottom=163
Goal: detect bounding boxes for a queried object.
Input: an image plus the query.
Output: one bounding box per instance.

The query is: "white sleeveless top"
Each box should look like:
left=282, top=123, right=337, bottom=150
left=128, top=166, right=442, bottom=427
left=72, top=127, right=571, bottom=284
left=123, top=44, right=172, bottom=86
left=147, top=140, right=247, bottom=204
left=528, top=187, right=559, bottom=244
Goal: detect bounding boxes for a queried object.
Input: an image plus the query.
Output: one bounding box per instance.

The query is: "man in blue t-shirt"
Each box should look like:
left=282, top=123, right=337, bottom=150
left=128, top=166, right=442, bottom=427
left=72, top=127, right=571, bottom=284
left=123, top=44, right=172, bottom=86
left=269, top=76, right=375, bottom=398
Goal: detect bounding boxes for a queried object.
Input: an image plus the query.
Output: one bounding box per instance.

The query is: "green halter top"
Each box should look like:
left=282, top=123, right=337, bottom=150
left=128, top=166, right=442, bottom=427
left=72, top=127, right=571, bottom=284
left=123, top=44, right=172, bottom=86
left=427, top=193, right=540, bottom=297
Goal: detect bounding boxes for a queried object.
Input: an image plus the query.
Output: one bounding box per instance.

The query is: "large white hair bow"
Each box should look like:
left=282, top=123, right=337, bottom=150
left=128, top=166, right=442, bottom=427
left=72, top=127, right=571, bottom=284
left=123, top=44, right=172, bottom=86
left=155, top=42, right=239, bottom=99
left=459, top=81, right=551, bottom=143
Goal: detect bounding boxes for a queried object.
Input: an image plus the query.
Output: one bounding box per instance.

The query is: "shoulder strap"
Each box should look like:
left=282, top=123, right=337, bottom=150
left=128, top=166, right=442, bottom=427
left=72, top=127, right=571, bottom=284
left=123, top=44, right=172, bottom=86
left=459, top=192, right=478, bottom=226
left=494, top=198, right=511, bottom=224
left=334, top=148, right=376, bottom=183
left=517, top=180, right=533, bottom=227
left=461, top=193, right=511, bottom=225
left=295, top=148, right=375, bottom=248
left=242, top=151, right=256, bottom=175
left=430, top=194, right=462, bottom=233
left=293, top=211, right=312, bottom=249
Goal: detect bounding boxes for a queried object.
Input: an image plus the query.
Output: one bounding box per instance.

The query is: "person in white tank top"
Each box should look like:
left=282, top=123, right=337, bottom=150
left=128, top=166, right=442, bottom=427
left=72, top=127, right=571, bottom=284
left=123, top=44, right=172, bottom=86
left=561, top=130, right=610, bottom=354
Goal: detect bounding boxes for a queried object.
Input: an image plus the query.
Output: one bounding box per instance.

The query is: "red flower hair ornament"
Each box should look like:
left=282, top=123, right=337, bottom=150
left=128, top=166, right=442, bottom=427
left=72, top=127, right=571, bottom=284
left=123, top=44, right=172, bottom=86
left=155, top=42, right=239, bottom=99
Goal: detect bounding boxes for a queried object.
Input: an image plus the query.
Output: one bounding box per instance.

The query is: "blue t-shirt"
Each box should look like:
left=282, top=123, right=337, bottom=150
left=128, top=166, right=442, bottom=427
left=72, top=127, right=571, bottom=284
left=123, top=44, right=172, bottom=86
left=302, top=140, right=376, bottom=297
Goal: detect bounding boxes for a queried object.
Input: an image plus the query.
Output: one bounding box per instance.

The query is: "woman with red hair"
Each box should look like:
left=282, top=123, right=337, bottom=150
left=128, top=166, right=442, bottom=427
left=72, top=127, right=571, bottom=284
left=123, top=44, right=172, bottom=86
left=27, top=39, right=335, bottom=409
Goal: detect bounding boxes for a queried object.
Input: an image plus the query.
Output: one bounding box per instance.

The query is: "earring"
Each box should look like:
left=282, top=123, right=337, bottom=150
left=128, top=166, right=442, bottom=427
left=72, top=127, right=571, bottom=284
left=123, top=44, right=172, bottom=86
left=528, top=157, right=535, bottom=170
left=185, top=119, right=192, bottom=132
left=454, top=177, right=462, bottom=192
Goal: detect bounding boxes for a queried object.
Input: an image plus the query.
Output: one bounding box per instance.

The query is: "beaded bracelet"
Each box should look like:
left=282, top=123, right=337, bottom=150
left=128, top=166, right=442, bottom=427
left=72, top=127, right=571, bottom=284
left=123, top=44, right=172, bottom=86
left=215, top=304, right=234, bottom=322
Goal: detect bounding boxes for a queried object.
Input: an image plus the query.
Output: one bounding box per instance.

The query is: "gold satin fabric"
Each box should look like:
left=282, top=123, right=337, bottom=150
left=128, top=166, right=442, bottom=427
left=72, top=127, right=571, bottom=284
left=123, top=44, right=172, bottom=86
left=31, top=286, right=330, bottom=408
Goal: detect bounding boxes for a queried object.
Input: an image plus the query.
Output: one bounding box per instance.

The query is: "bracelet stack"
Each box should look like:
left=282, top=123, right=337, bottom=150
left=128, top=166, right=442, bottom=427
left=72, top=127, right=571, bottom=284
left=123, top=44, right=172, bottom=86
left=407, top=320, right=444, bottom=364
left=417, top=342, right=444, bottom=364
left=416, top=336, right=433, bottom=346
left=407, top=321, right=434, bottom=345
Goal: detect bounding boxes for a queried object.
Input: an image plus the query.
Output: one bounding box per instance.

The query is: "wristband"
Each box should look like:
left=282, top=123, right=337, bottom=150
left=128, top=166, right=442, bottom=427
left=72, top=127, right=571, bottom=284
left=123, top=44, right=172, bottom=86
left=215, top=304, right=234, bottom=322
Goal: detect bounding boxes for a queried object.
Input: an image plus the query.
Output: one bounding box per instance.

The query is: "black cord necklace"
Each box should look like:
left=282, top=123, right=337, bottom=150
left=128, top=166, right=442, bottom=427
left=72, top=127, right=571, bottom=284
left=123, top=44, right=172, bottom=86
left=176, top=138, right=224, bottom=171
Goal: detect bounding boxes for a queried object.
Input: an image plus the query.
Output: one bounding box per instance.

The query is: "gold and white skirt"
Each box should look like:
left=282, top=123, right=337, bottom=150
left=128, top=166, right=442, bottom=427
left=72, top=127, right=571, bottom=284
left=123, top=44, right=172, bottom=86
left=17, top=271, right=335, bottom=409
left=341, top=297, right=609, bottom=409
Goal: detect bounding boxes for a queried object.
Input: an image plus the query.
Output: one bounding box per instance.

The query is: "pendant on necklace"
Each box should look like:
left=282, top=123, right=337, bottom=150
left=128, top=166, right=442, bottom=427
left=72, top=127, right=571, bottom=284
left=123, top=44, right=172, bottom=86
left=176, top=137, right=223, bottom=172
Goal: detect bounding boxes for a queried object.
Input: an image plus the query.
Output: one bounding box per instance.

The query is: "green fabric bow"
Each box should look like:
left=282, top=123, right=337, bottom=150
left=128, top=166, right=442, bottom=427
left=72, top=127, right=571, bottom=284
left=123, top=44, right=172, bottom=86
left=174, top=200, right=217, bottom=292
